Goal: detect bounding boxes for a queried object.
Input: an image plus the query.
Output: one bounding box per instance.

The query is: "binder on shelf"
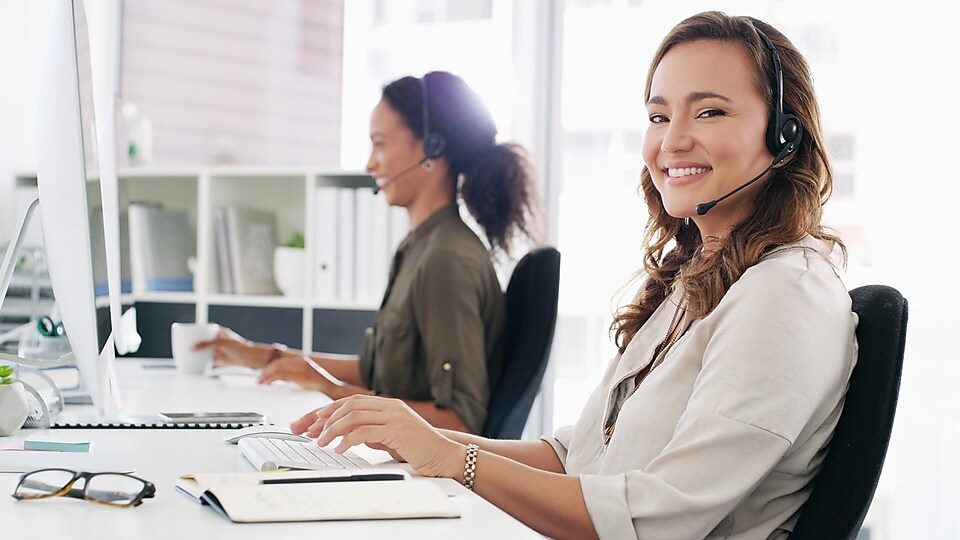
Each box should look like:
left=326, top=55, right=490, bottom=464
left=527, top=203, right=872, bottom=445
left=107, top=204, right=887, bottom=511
left=389, top=206, right=408, bottom=253
left=217, top=206, right=281, bottom=295
left=213, top=208, right=234, bottom=294
left=91, top=207, right=132, bottom=295
left=336, top=188, right=355, bottom=302
left=354, top=189, right=375, bottom=304
left=368, top=194, right=391, bottom=303
left=313, top=186, right=338, bottom=302
left=127, top=203, right=194, bottom=293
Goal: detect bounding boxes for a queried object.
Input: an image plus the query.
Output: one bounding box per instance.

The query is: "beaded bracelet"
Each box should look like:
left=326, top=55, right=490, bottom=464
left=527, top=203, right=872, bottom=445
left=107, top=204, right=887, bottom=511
left=463, top=443, right=479, bottom=490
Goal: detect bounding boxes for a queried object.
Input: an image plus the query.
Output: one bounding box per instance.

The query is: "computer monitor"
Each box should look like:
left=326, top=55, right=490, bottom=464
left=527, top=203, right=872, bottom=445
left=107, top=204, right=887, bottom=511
left=32, top=0, right=124, bottom=417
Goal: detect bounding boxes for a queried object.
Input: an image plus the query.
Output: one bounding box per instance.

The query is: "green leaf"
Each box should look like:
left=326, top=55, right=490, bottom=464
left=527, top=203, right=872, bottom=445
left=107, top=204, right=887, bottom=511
left=281, top=232, right=305, bottom=249
left=0, top=365, right=14, bottom=378
left=0, top=379, right=13, bottom=385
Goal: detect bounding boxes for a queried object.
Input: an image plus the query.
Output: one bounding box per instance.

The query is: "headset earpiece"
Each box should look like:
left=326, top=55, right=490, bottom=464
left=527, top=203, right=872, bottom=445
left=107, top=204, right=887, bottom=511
left=769, top=113, right=802, bottom=164
left=420, top=76, right=447, bottom=161
left=756, top=27, right=804, bottom=164
left=422, top=133, right=446, bottom=161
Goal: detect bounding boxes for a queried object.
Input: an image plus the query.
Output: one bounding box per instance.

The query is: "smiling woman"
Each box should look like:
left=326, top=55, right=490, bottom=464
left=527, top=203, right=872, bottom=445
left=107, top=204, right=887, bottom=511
left=643, top=40, right=775, bottom=233
left=286, top=12, right=858, bottom=540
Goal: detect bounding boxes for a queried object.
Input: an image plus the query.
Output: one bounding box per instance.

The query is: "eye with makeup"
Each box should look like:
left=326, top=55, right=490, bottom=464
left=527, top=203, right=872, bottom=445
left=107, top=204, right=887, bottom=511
left=697, top=108, right=727, bottom=119
left=648, top=113, right=669, bottom=124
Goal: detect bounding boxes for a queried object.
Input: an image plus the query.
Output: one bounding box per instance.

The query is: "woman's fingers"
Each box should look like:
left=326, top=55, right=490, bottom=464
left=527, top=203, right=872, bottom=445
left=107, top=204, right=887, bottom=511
left=292, top=395, right=460, bottom=478
left=319, top=396, right=396, bottom=433
left=289, top=407, right=324, bottom=434
left=317, top=409, right=389, bottom=446
left=297, top=397, right=354, bottom=437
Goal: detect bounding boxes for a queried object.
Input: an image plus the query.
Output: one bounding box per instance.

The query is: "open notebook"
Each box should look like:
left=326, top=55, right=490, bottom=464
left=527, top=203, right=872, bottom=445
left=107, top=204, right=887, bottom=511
left=177, top=470, right=460, bottom=523
left=239, top=437, right=374, bottom=472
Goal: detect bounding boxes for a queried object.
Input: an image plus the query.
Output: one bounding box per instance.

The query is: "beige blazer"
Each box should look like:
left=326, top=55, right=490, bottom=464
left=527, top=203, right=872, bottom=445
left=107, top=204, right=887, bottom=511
left=544, top=236, right=858, bottom=540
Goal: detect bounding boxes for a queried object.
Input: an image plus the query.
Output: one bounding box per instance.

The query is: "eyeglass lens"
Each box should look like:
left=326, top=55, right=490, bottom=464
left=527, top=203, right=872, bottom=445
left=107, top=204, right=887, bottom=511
left=15, top=469, right=148, bottom=506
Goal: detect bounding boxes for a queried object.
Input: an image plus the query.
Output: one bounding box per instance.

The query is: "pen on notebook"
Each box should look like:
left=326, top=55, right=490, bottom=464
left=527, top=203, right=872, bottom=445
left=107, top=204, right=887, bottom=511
left=260, top=473, right=405, bottom=485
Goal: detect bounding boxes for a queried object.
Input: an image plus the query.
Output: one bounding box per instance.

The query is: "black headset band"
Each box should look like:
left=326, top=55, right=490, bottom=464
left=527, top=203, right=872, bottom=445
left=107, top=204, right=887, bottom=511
left=420, top=76, right=431, bottom=143
left=755, top=28, right=786, bottom=116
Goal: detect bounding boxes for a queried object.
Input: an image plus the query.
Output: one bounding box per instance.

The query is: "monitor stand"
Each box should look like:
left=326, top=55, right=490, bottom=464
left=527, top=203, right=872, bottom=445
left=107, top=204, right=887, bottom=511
left=0, top=197, right=74, bottom=370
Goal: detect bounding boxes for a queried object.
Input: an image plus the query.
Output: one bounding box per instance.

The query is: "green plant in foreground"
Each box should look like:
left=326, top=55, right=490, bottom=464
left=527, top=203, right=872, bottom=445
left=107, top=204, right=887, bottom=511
left=0, top=365, right=15, bottom=385
left=281, top=232, right=305, bottom=249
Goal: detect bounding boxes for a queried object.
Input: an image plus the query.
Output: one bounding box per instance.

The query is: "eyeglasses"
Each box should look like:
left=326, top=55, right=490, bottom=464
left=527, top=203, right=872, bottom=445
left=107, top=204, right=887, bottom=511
left=37, top=316, right=65, bottom=337
left=12, top=468, right=156, bottom=507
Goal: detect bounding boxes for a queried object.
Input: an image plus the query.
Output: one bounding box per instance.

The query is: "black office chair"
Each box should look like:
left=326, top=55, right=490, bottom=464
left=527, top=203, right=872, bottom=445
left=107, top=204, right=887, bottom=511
left=790, top=285, right=908, bottom=540
left=482, top=247, right=561, bottom=440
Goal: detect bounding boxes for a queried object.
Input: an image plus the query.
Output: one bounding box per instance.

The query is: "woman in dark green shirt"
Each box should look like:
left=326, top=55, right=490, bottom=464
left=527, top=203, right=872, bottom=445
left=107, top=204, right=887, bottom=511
left=197, top=71, right=540, bottom=434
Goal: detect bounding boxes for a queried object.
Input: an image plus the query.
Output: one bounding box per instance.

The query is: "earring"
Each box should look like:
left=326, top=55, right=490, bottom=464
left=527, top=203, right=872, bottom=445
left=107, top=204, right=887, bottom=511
left=422, top=159, right=434, bottom=172
left=683, top=217, right=690, bottom=227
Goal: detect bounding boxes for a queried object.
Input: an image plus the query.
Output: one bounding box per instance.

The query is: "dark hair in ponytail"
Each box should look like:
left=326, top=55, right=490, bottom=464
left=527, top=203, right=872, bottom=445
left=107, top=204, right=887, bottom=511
left=381, top=71, right=540, bottom=254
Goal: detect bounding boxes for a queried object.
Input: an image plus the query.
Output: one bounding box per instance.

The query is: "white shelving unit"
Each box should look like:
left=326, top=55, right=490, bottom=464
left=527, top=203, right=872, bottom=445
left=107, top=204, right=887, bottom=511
left=14, top=167, right=400, bottom=354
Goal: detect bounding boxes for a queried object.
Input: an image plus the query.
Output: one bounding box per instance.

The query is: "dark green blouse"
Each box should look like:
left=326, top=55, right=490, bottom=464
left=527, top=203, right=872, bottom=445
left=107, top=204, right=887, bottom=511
left=358, top=204, right=504, bottom=434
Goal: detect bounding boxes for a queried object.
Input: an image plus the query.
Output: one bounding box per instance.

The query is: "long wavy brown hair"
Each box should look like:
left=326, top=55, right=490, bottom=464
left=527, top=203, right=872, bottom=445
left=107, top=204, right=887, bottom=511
left=611, top=11, right=846, bottom=353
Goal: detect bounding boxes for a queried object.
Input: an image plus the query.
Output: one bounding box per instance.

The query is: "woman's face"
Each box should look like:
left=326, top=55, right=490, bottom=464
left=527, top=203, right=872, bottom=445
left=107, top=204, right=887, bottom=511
left=366, top=99, right=424, bottom=206
left=642, top=39, right=773, bottom=235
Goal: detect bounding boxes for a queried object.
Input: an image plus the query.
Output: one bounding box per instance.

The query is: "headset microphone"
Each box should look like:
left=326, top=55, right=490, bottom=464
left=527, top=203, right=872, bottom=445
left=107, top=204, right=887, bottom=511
left=372, top=159, right=425, bottom=195
left=695, top=159, right=777, bottom=216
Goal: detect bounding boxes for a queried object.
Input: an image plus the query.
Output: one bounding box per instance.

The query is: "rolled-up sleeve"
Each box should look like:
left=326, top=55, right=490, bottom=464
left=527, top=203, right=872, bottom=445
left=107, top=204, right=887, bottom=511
left=541, top=425, right=574, bottom=467
left=414, top=249, right=492, bottom=434
left=582, top=413, right=792, bottom=539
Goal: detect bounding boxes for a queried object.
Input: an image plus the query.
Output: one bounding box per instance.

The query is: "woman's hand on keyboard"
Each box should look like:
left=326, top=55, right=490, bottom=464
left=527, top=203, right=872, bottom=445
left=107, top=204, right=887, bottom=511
left=292, top=395, right=465, bottom=479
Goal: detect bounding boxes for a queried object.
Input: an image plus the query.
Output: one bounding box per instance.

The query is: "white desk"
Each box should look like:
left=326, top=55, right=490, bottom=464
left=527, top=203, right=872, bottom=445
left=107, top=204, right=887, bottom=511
left=0, top=360, right=539, bottom=539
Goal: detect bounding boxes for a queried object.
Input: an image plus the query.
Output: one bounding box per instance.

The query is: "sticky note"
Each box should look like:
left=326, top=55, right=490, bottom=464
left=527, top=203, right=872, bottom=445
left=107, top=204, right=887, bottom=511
left=23, top=437, right=91, bottom=453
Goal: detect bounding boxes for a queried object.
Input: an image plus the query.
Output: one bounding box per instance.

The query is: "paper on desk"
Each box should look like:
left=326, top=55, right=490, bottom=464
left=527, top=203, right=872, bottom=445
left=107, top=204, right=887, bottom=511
left=177, top=470, right=458, bottom=523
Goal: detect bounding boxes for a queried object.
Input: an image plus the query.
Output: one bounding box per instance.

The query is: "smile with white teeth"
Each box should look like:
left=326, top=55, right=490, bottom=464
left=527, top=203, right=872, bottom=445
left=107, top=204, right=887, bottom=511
left=667, top=167, right=711, bottom=177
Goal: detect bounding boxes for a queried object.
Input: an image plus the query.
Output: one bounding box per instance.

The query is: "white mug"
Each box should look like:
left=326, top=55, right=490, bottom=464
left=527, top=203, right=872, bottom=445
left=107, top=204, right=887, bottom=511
left=170, top=323, right=220, bottom=374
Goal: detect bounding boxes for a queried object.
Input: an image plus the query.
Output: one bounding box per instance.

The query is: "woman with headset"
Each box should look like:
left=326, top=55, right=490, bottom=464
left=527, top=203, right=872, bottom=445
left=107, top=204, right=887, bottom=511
left=197, top=71, right=541, bottom=435
left=290, top=12, right=857, bottom=539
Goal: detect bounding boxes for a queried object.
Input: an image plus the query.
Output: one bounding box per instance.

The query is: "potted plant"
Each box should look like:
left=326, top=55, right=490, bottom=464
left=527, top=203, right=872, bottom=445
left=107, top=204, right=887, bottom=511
left=273, top=232, right=306, bottom=297
left=0, top=365, right=30, bottom=436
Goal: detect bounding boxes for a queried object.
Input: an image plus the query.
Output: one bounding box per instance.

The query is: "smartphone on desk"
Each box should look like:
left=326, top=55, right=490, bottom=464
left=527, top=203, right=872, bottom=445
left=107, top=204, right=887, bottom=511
left=158, top=412, right=265, bottom=424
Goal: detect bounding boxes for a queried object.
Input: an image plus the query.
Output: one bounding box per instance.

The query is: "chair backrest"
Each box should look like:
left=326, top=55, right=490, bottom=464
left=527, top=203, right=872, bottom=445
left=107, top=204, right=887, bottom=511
left=790, top=285, right=908, bottom=540
left=482, top=247, right=561, bottom=439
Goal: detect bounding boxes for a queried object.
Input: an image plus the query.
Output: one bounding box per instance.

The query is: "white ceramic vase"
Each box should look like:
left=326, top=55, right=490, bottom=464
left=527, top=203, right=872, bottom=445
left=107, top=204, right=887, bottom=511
left=0, top=382, right=30, bottom=436
left=273, top=246, right=305, bottom=297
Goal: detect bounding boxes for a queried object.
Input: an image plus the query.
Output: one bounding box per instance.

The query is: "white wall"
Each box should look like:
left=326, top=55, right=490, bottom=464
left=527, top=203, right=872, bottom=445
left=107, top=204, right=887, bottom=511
left=0, top=1, right=44, bottom=245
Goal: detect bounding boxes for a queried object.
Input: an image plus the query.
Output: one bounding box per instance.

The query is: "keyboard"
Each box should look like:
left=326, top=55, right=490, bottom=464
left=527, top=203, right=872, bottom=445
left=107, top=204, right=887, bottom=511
left=238, top=437, right=372, bottom=472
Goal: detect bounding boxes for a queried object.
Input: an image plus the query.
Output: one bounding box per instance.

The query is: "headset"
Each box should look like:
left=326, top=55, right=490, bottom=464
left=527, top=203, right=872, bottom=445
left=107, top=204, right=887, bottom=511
left=755, top=26, right=803, bottom=164
left=372, top=76, right=448, bottom=195
left=419, top=75, right=447, bottom=161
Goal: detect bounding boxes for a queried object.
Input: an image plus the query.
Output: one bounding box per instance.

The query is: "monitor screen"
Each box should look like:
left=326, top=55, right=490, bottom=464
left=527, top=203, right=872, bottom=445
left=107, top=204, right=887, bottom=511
left=35, top=0, right=122, bottom=417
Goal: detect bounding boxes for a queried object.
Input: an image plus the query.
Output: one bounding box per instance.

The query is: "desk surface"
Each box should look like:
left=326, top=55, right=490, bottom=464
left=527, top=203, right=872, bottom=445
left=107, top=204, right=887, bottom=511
left=0, top=360, right=538, bottom=539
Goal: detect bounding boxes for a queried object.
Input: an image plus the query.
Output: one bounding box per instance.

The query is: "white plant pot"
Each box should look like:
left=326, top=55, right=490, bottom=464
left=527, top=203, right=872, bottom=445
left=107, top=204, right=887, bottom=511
left=273, top=246, right=305, bottom=297
left=0, top=382, right=30, bottom=436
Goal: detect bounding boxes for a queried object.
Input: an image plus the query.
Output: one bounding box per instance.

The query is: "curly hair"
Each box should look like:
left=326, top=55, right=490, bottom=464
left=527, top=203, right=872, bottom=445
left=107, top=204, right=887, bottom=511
left=381, top=71, right=541, bottom=255
left=611, top=11, right=846, bottom=353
